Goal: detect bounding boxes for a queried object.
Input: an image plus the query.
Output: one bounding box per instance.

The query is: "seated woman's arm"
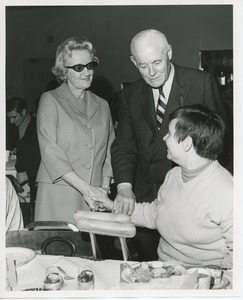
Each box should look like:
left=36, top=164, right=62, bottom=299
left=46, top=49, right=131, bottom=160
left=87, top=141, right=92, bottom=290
left=98, top=190, right=159, bottom=228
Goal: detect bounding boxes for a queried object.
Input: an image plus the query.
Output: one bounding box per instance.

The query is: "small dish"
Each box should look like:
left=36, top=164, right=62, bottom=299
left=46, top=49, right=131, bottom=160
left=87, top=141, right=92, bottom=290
left=211, top=277, right=230, bottom=289
left=6, top=247, right=36, bottom=267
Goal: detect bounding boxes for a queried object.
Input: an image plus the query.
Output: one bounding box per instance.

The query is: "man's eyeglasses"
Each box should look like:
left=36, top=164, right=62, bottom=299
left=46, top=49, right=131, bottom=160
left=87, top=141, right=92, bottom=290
left=65, top=61, right=98, bottom=72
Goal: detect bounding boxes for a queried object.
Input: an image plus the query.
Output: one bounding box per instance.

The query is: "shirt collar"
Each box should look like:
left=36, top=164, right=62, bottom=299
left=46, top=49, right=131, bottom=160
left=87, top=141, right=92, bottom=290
left=152, top=63, right=174, bottom=103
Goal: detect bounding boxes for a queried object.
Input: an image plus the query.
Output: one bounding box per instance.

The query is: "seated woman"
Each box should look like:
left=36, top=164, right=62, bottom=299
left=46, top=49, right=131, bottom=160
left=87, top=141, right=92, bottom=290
left=102, top=105, right=233, bottom=268
left=6, top=177, right=24, bottom=232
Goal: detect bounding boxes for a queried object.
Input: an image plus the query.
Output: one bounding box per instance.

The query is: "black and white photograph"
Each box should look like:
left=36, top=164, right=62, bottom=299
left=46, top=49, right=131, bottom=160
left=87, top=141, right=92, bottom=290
left=1, top=0, right=242, bottom=299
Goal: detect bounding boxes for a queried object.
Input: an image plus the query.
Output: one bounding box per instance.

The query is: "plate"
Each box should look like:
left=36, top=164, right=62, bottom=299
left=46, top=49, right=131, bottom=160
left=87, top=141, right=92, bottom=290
left=121, top=261, right=186, bottom=283
left=211, top=277, right=230, bottom=290
left=6, top=247, right=36, bottom=267
left=121, top=261, right=164, bottom=283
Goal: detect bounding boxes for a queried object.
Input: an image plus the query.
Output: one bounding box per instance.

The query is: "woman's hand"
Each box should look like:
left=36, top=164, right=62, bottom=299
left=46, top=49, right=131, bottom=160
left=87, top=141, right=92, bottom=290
left=83, top=186, right=114, bottom=211
left=82, top=185, right=108, bottom=201
left=81, top=186, right=110, bottom=210
left=83, top=196, right=104, bottom=211
left=100, top=185, right=111, bottom=195
left=61, top=172, right=113, bottom=210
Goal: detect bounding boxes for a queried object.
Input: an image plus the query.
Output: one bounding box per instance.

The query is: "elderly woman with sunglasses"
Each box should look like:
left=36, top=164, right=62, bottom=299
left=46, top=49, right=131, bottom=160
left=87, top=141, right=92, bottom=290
left=34, top=37, right=115, bottom=222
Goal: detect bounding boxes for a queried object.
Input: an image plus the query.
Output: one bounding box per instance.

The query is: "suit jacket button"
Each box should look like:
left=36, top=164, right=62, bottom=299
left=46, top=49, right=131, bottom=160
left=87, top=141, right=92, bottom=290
left=87, top=124, right=92, bottom=129
left=88, top=144, right=93, bottom=149
left=85, top=164, right=91, bottom=169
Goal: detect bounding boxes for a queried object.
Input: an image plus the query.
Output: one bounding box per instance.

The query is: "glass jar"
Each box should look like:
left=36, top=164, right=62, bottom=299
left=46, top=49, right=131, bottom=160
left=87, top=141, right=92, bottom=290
left=77, top=270, right=94, bottom=290
left=207, top=265, right=222, bottom=285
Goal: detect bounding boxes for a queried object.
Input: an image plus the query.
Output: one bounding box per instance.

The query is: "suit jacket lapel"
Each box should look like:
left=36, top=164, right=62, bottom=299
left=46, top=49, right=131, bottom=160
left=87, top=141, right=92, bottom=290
left=139, top=82, right=158, bottom=135
left=151, top=65, right=190, bottom=156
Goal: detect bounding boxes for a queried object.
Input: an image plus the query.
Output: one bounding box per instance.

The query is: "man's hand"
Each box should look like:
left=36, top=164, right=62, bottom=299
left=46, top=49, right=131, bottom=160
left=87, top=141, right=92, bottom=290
left=16, top=171, right=28, bottom=185
left=113, top=185, right=136, bottom=215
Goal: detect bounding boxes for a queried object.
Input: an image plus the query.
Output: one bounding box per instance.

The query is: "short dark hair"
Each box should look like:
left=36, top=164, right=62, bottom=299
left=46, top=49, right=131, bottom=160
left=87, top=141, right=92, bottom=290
left=169, top=105, right=225, bottom=160
left=6, top=97, right=26, bottom=113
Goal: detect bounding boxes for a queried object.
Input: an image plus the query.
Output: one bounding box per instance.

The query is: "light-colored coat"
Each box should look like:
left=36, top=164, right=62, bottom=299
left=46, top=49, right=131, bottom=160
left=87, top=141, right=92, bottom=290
left=36, top=82, right=115, bottom=187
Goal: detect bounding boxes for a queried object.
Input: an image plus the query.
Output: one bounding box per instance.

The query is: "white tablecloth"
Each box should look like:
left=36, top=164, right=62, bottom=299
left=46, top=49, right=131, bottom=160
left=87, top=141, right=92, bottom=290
left=16, top=255, right=122, bottom=291
left=13, top=255, right=233, bottom=291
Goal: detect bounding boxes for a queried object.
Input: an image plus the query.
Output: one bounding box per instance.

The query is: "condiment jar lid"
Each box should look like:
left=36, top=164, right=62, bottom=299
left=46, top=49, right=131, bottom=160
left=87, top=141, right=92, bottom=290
left=207, top=265, right=222, bottom=270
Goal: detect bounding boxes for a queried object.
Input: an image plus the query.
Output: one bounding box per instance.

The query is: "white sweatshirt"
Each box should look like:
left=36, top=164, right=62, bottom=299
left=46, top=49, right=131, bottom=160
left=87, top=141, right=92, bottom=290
left=131, top=161, right=233, bottom=268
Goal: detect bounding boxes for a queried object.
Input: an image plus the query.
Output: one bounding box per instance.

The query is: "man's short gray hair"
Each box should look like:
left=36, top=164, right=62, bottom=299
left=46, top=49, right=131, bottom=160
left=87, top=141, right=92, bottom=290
left=130, top=29, right=169, bottom=56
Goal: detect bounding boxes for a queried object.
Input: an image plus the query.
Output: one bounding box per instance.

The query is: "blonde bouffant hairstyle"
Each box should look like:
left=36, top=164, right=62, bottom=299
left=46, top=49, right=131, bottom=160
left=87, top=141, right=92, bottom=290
left=52, top=36, right=98, bottom=82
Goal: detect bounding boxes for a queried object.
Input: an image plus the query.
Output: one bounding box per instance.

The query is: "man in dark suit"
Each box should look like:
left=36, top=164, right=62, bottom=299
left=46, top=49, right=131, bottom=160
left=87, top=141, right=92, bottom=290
left=7, top=97, right=41, bottom=214
left=111, top=29, right=229, bottom=261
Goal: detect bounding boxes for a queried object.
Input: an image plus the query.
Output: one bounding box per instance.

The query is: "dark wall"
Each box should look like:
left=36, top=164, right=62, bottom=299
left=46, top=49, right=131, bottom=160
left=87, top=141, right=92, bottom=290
left=6, top=5, right=233, bottom=111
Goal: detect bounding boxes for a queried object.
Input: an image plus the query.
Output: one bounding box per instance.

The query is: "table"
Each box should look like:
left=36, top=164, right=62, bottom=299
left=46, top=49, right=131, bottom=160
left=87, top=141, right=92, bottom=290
left=7, top=254, right=233, bottom=292
left=11, top=255, right=122, bottom=291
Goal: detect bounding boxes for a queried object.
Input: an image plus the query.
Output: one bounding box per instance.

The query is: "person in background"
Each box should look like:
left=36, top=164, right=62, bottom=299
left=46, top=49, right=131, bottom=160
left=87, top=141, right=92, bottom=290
left=6, top=97, right=41, bottom=213
left=111, top=29, right=229, bottom=261
left=6, top=177, right=24, bottom=232
left=35, top=36, right=115, bottom=223
left=101, top=105, right=233, bottom=268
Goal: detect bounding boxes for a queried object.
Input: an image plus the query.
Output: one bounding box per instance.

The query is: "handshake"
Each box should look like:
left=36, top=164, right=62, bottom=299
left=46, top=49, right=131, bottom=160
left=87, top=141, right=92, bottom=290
left=84, top=184, right=136, bottom=216
left=83, top=185, right=114, bottom=212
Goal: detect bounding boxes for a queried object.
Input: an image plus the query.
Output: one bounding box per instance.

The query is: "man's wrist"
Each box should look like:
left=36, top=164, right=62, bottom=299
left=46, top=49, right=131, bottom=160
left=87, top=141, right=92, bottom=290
left=117, top=182, right=132, bottom=192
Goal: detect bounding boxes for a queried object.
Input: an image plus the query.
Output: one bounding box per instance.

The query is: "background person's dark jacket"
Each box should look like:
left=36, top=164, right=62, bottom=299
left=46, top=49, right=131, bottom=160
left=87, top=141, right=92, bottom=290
left=15, top=116, right=41, bottom=182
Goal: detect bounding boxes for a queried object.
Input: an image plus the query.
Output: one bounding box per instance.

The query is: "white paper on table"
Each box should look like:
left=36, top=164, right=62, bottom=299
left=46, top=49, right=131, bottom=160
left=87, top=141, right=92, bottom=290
left=51, top=257, right=94, bottom=290
left=90, top=259, right=121, bottom=290
left=16, top=256, right=46, bottom=290
left=52, top=256, right=82, bottom=278
left=51, top=257, right=121, bottom=290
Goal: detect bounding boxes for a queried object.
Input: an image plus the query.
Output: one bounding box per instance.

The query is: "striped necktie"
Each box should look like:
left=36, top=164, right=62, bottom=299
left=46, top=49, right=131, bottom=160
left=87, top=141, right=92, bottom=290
left=156, top=86, right=166, bottom=130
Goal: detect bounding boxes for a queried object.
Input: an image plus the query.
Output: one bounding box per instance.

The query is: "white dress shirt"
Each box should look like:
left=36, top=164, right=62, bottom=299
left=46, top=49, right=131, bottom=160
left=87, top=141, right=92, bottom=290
left=152, top=63, right=175, bottom=108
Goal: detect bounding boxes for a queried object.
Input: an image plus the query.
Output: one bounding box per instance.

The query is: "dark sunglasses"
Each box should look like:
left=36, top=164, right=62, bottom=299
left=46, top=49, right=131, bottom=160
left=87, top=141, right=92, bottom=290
left=65, top=61, right=98, bottom=72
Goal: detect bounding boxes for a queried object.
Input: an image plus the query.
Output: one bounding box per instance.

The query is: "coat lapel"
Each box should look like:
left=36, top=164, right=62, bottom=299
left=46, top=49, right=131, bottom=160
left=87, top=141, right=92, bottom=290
left=55, top=82, right=100, bottom=120
left=86, top=91, right=101, bottom=119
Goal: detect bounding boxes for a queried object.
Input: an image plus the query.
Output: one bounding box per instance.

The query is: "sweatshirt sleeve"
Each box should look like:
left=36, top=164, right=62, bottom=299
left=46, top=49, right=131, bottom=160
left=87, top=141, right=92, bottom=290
left=210, top=177, right=233, bottom=269
left=131, top=198, right=159, bottom=229
left=219, top=189, right=233, bottom=269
